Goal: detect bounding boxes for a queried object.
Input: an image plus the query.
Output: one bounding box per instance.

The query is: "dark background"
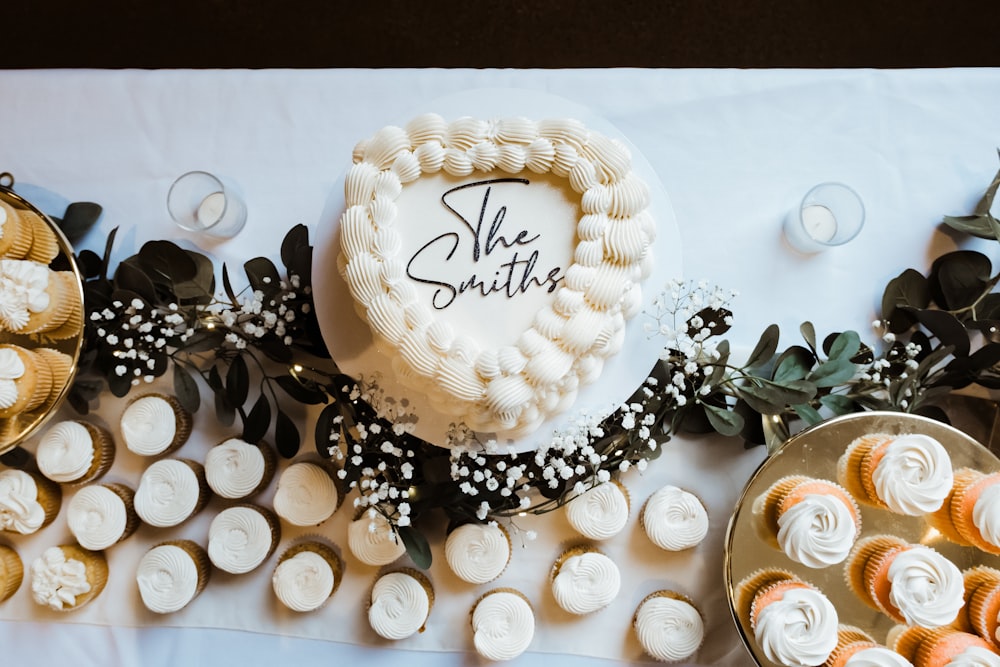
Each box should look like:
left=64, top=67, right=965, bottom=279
left=3, top=1, right=998, bottom=69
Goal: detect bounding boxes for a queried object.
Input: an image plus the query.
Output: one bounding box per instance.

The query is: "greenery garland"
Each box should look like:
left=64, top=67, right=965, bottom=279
left=64, top=158, right=1000, bottom=568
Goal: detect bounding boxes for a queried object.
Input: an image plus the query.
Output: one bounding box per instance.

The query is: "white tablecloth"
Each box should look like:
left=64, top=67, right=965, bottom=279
left=1, top=68, right=1000, bottom=666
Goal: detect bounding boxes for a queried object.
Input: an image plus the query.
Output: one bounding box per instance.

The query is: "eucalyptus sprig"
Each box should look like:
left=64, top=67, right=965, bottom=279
left=71, top=224, right=331, bottom=457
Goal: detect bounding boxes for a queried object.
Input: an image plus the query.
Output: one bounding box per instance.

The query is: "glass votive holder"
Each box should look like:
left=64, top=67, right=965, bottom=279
left=167, top=171, right=247, bottom=238
left=783, top=182, right=865, bottom=253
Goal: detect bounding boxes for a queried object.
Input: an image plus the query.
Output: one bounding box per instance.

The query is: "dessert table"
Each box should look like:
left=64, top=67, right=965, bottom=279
left=1, top=67, right=1000, bottom=666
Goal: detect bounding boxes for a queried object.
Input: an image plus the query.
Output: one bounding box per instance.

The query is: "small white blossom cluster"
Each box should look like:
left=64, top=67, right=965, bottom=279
left=205, top=274, right=310, bottom=350
left=334, top=377, right=419, bottom=527
left=91, top=297, right=188, bottom=386
left=861, top=320, right=924, bottom=407
left=645, top=279, right=738, bottom=406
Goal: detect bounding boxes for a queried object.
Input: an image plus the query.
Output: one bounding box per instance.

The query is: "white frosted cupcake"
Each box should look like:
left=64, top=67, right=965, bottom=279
left=348, top=510, right=406, bottom=566
left=272, top=461, right=341, bottom=526
left=550, top=545, right=621, bottom=615
left=368, top=568, right=434, bottom=640
left=204, top=437, right=276, bottom=500
left=36, top=420, right=116, bottom=485
left=136, top=540, right=211, bottom=614
left=444, top=522, right=511, bottom=584
left=120, top=393, right=192, bottom=457
left=207, top=504, right=280, bottom=574
left=565, top=480, right=630, bottom=540
left=134, top=458, right=211, bottom=528
left=633, top=591, right=705, bottom=663
left=66, top=482, right=140, bottom=550
left=0, top=469, right=62, bottom=535
left=470, top=588, right=535, bottom=661
left=29, top=544, right=108, bottom=611
left=272, top=540, right=344, bottom=612
left=641, top=485, right=709, bottom=551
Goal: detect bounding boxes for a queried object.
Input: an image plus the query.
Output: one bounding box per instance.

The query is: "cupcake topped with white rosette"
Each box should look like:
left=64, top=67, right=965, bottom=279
left=204, top=437, right=276, bottom=500
left=565, top=480, right=630, bottom=540
left=641, top=484, right=709, bottom=551
left=348, top=510, right=406, bottom=566
left=471, top=588, right=535, bottom=661
left=67, top=483, right=140, bottom=550
left=272, top=461, right=340, bottom=526
left=444, top=522, right=511, bottom=584
left=119, top=393, right=192, bottom=457
left=134, top=458, right=210, bottom=528
left=367, top=568, right=434, bottom=640
left=550, top=545, right=621, bottom=615
left=271, top=540, right=344, bottom=613
left=136, top=540, right=211, bottom=614
left=207, top=504, right=280, bottom=575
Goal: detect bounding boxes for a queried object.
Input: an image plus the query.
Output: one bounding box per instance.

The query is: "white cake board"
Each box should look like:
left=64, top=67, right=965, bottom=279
left=312, top=88, right=683, bottom=450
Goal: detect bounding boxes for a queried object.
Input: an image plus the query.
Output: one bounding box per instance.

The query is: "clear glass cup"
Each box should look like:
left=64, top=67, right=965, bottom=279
left=783, top=182, right=865, bottom=253
left=167, top=171, right=247, bottom=238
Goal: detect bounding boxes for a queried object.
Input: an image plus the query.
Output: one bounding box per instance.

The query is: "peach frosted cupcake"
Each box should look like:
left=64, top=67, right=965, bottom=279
left=823, top=625, right=913, bottom=666
left=756, top=475, right=861, bottom=568
left=36, top=420, right=116, bottom=486
left=931, top=468, right=1000, bottom=555
left=633, top=590, right=704, bottom=663
left=444, top=521, right=511, bottom=584
left=844, top=535, right=964, bottom=628
left=961, top=566, right=1000, bottom=651
left=29, top=544, right=108, bottom=611
left=736, top=568, right=839, bottom=667
left=892, top=626, right=998, bottom=667
left=837, top=432, right=953, bottom=515
left=0, top=469, right=62, bottom=535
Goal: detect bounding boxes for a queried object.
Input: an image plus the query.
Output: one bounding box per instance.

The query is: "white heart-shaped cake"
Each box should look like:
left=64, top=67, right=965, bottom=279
left=337, top=114, right=655, bottom=437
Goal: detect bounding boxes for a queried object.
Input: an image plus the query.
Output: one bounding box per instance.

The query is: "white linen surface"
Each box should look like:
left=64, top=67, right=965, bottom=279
left=0, top=68, right=999, bottom=666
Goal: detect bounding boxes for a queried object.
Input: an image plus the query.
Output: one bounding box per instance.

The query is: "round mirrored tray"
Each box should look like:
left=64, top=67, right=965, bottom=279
left=0, top=176, right=85, bottom=455
left=724, top=411, right=1000, bottom=666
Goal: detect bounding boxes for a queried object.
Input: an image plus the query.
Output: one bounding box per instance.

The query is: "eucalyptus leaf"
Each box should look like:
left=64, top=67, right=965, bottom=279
left=225, top=354, right=249, bottom=408
left=113, top=261, right=157, bottom=304
left=76, top=249, right=103, bottom=279
left=222, top=263, right=240, bottom=305
left=214, top=389, right=236, bottom=427
left=827, top=330, right=861, bottom=361
left=138, top=241, right=197, bottom=284
left=819, top=394, right=856, bottom=415
left=173, top=363, right=201, bottom=413
left=913, top=309, right=970, bottom=357
left=973, top=160, right=1000, bottom=216
left=882, top=269, right=929, bottom=333
left=744, top=324, right=779, bottom=369
left=244, top=257, right=282, bottom=296
left=701, top=402, right=744, bottom=436
left=929, top=250, right=992, bottom=311
left=314, top=402, right=339, bottom=457
left=772, top=346, right=814, bottom=383
left=399, top=525, right=432, bottom=570
left=274, top=409, right=300, bottom=458
left=941, top=214, right=995, bottom=239
left=58, top=202, right=103, bottom=247
left=243, top=394, right=271, bottom=444
left=108, top=372, right=132, bottom=397
left=792, top=403, right=823, bottom=425
left=276, top=374, right=328, bottom=405
left=174, top=251, right=216, bottom=304
left=799, top=322, right=817, bottom=353
left=100, top=227, right=118, bottom=280
left=183, top=330, right=226, bottom=354
left=738, top=381, right=815, bottom=415
left=280, top=224, right=310, bottom=273
left=807, top=358, right=857, bottom=388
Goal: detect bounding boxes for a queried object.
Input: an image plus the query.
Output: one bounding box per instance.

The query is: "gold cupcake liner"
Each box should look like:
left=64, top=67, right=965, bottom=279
left=823, top=623, right=878, bottom=667
left=0, top=202, right=35, bottom=260
left=0, top=345, right=55, bottom=418
left=734, top=567, right=796, bottom=628
left=757, top=475, right=810, bottom=536
left=913, top=628, right=993, bottom=667
left=34, top=348, right=73, bottom=410
left=837, top=434, right=883, bottom=504
left=0, top=543, right=23, bottom=602
left=179, top=459, right=212, bottom=519
left=843, top=534, right=907, bottom=614
left=890, top=625, right=935, bottom=663
left=54, top=544, right=108, bottom=611
left=31, top=471, right=63, bottom=530
left=100, top=482, right=141, bottom=544
left=72, top=421, right=116, bottom=485
left=38, top=274, right=83, bottom=340
left=857, top=434, right=897, bottom=509
left=22, top=210, right=59, bottom=264
left=156, top=539, right=212, bottom=601
left=968, top=575, right=1000, bottom=649
left=277, top=537, right=345, bottom=602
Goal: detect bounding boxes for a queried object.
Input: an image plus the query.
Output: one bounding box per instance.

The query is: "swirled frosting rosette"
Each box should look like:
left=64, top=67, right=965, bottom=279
left=845, top=535, right=964, bottom=628
left=348, top=510, right=406, bottom=566
left=134, top=458, right=209, bottom=528
left=36, top=420, right=115, bottom=485
left=641, top=484, right=709, bottom=551
left=337, top=114, right=656, bottom=438
left=565, top=480, right=630, bottom=540
left=367, top=569, right=433, bottom=640
left=737, top=569, right=839, bottom=667
left=272, top=541, right=343, bottom=612
left=204, top=437, right=275, bottom=500
left=136, top=540, right=210, bottom=614
left=67, top=483, right=139, bottom=550
left=444, top=522, right=510, bottom=584
left=755, top=475, right=861, bottom=568
left=0, top=469, right=60, bottom=535
left=632, top=591, right=704, bottom=663
left=272, top=461, right=340, bottom=527
left=470, top=588, right=535, bottom=661
left=838, top=432, right=953, bottom=515
left=207, top=504, right=280, bottom=574
left=549, top=547, right=621, bottom=615
left=120, top=393, right=192, bottom=457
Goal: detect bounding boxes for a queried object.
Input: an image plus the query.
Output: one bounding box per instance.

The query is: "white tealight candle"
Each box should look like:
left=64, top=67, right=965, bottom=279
left=800, top=204, right=837, bottom=243
left=196, top=192, right=226, bottom=228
